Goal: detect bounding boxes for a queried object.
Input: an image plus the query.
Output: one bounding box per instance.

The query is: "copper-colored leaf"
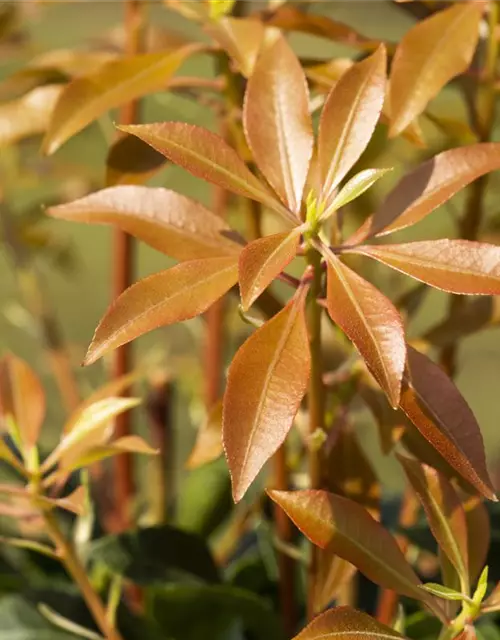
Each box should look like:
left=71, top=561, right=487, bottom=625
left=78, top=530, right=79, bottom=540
left=186, top=400, right=223, bottom=470
left=66, top=435, right=157, bottom=471
left=0, top=354, right=45, bottom=451
left=400, top=347, right=496, bottom=501
left=268, top=489, right=437, bottom=606
left=106, top=133, right=167, bottom=186
left=398, top=455, right=469, bottom=588
left=42, top=46, right=197, bottom=154
left=223, top=290, right=310, bottom=502
left=293, top=606, right=406, bottom=640
left=206, top=17, right=265, bottom=78
left=318, top=46, right=386, bottom=203
left=324, top=250, right=406, bottom=408
left=389, top=3, right=481, bottom=137
left=239, top=229, right=300, bottom=311
left=48, top=186, right=241, bottom=262
left=121, top=122, right=288, bottom=218
left=463, top=495, right=490, bottom=585
left=352, top=143, right=500, bottom=241
left=243, top=36, right=313, bottom=215
left=351, top=240, right=500, bottom=295
left=85, top=256, right=239, bottom=365
left=0, top=85, right=62, bottom=147
left=312, top=551, right=356, bottom=615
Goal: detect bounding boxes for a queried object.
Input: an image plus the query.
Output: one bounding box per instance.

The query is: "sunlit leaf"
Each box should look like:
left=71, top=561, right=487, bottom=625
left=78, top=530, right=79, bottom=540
left=318, top=46, right=386, bottom=203
left=268, top=490, right=439, bottom=607
left=351, top=240, right=500, bottom=295
left=400, top=347, right=496, bottom=501
left=206, top=17, right=265, bottom=77
left=352, top=143, right=500, bottom=241
left=419, top=583, right=466, bottom=602
left=293, top=606, right=406, bottom=640
left=389, top=3, right=481, bottom=137
left=0, top=354, right=45, bottom=451
left=324, top=168, right=392, bottom=217
left=239, top=229, right=301, bottom=311
left=85, top=256, right=238, bottom=365
left=323, top=249, right=406, bottom=408
left=53, top=485, right=86, bottom=515
left=0, top=85, right=62, bottom=147
left=48, top=186, right=241, bottom=262
left=64, top=435, right=157, bottom=471
left=106, top=133, right=167, bottom=186
left=43, top=46, right=198, bottom=154
left=223, top=290, right=310, bottom=502
left=186, top=400, right=223, bottom=470
left=244, top=36, right=313, bottom=215
left=398, top=455, right=469, bottom=588
left=121, top=122, right=289, bottom=218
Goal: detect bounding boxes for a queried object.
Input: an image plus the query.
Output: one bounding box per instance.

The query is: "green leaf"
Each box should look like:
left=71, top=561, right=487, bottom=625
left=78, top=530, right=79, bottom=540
left=89, top=524, right=220, bottom=585
left=38, top=604, right=104, bottom=640
left=474, top=566, right=489, bottom=605
left=418, top=583, right=468, bottom=602
left=42, top=46, right=198, bottom=154
left=323, top=168, right=392, bottom=218
left=147, top=584, right=283, bottom=640
left=0, top=595, right=79, bottom=639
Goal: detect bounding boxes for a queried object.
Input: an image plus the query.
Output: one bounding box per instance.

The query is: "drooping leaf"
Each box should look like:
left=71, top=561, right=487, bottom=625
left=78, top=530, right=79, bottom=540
left=238, top=229, right=301, bottom=310
left=223, top=290, right=310, bottom=502
left=89, top=524, right=220, bottom=585
left=42, top=46, right=198, bottom=154
left=186, top=400, right=223, bottom=470
left=106, top=133, right=167, bottom=186
left=48, top=186, right=241, bottom=262
left=268, top=490, right=438, bottom=607
left=400, top=347, right=495, bottom=501
left=243, top=36, right=313, bottom=215
left=0, top=354, right=45, bottom=451
left=206, top=17, right=265, bottom=78
left=351, top=240, right=500, bottom=295
left=121, top=122, right=289, bottom=217
left=351, top=143, right=500, bottom=241
left=389, top=3, right=481, bottom=137
left=0, top=85, right=62, bottom=147
left=84, top=256, right=239, bottom=365
left=324, top=249, right=406, bottom=408
left=324, top=168, right=392, bottom=216
left=293, top=606, right=406, bottom=640
left=398, top=455, right=469, bottom=588
left=318, top=45, right=386, bottom=203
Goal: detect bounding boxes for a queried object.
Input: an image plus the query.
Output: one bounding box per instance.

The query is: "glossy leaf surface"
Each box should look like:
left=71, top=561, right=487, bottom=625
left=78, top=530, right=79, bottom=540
left=325, top=168, right=392, bottom=216
left=239, top=229, right=300, bottom=310
left=389, top=3, right=481, bottom=137
left=43, top=46, right=196, bottom=154
left=244, top=36, right=313, bottom=215
left=325, top=251, right=406, bottom=407
left=85, top=256, right=239, bottom=365
left=352, top=240, right=500, bottom=295
left=223, top=291, right=310, bottom=502
left=121, top=122, right=287, bottom=216
left=400, top=347, right=495, bottom=501
left=48, top=186, right=241, bottom=262
left=268, top=490, right=433, bottom=604
left=293, top=606, right=406, bottom=640
left=318, top=46, right=386, bottom=202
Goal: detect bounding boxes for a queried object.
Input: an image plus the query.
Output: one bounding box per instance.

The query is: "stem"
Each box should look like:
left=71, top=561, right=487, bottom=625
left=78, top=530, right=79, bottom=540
left=306, top=247, right=325, bottom=620
left=112, top=0, right=144, bottom=531
left=43, top=510, right=124, bottom=640
left=441, top=1, right=498, bottom=376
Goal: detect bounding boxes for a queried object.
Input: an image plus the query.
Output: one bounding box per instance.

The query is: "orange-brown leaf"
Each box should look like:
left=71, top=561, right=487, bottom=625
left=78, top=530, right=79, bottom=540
left=312, top=551, right=356, bottom=615
left=0, top=354, right=45, bottom=450
left=318, top=45, right=386, bottom=202
left=324, top=250, right=406, bottom=408
left=121, top=122, right=288, bottom=218
left=463, top=495, right=490, bottom=585
left=48, top=186, right=241, bottom=262
left=243, top=36, right=313, bottom=215
left=206, top=17, right=265, bottom=78
left=293, top=606, right=406, bottom=640
left=389, top=3, right=481, bottom=137
left=352, top=143, right=500, bottom=241
left=186, top=400, right=223, bottom=470
left=268, top=489, right=435, bottom=605
left=400, top=347, right=496, bottom=501
left=85, top=256, right=239, bottom=365
left=352, top=240, right=500, bottom=295
left=223, top=291, right=310, bottom=502
left=238, top=229, right=300, bottom=310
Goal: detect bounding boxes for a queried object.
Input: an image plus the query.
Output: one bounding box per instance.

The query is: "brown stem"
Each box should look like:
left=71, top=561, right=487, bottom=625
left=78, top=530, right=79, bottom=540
left=44, top=510, right=124, bottom=640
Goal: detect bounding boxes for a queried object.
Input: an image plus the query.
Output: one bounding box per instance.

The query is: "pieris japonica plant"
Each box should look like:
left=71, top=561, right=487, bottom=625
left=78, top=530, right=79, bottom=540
left=3, top=0, right=500, bottom=639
